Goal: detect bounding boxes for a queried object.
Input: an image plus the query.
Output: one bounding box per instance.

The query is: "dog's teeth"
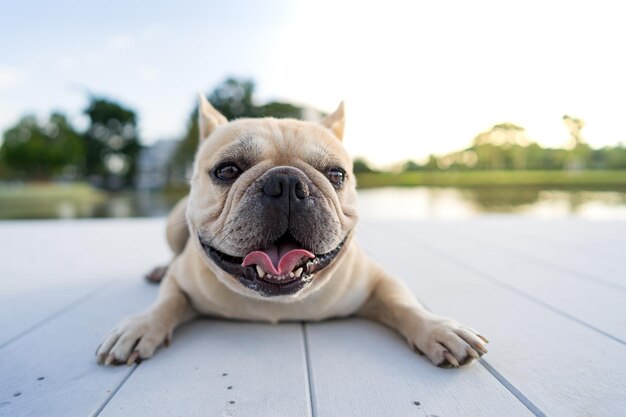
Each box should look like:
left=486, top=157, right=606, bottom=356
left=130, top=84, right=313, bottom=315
left=256, top=265, right=266, bottom=278
left=294, top=268, right=303, bottom=277
left=289, top=272, right=295, bottom=277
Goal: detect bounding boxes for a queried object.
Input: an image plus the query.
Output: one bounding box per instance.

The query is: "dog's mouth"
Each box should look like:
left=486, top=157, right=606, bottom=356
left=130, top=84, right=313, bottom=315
left=199, top=232, right=346, bottom=297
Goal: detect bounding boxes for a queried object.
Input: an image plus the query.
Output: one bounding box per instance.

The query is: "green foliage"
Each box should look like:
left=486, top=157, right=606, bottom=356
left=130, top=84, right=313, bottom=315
left=3, top=78, right=624, bottom=191
left=353, top=158, right=376, bottom=174
left=0, top=97, right=141, bottom=188
left=356, top=170, right=626, bottom=189
left=209, top=78, right=257, bottom=119
left=170, top=78, right=309, bottom=180
left=0, top=113, right=84, bottom=179
left=169, top=109, right=200, bottom=183
left=83, top=97, right=141, bottom=188
left=256, top=101, right=303, bottom=119
left=402, top=121, right=626, bottom=172
left=563, top=115, right=585, bottom=146
left=402, top=160, right=422, bottom=172
left=206, top=78, right=304, bottom=120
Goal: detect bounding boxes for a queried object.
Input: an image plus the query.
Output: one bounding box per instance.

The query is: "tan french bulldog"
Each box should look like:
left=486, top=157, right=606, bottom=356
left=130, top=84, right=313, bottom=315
left=96, top=96, right=488, bottom=368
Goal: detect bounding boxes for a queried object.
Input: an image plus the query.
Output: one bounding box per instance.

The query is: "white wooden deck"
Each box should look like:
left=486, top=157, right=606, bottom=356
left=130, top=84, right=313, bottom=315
left=1, top=218, right=625, bottom=417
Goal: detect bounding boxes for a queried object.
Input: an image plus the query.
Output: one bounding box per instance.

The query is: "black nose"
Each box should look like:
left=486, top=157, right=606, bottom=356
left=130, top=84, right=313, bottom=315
left=263, top=174, right=309, bottom=201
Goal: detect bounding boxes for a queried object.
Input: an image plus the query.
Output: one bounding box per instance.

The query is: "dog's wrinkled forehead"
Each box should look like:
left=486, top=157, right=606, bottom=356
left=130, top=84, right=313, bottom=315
left=196, top=118, right=350, bottom=170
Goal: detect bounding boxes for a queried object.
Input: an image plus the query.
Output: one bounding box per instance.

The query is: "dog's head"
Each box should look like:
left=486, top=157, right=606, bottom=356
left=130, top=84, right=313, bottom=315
left=186, top=95, right=358, bottom=301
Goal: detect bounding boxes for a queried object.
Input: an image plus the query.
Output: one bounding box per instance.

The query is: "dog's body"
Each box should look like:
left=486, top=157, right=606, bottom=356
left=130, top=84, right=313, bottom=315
left=97, top=98, right=487, bottom=368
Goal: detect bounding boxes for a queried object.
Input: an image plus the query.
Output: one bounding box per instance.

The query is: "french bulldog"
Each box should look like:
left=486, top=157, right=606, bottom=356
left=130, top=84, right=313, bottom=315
left=96, top=96, right=488, bottom=368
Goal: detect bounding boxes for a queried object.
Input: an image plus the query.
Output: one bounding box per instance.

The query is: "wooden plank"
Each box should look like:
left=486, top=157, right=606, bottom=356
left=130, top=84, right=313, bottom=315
left=0, top=282, right=106, bottom=348
left=306, top=319, right=534, bottom=417
left=98, top=321, right=311, bottom=417
left=0, top=219, right=169, bottom=347
left=427, top=219, right=626, bottom=289
left=357, top=222, right=626, bottom=417
left=466, top=218, right=626, bottom=261
left=387, top=222, right=626, bottom=342
left=0, top=280, right=158, bottom=417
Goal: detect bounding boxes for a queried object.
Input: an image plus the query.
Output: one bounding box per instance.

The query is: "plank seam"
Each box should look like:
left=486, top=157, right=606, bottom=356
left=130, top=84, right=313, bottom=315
left=479, top=359, right=549, bottom=417
left=301, top=323, right=318, bottom=417
left=391, top=226, right=626, bottom=345
left=0, top=281, right=112, bottom=351
left=496, top=224, right=626, bottom=264
left=90, top=364, right=139, bottom=417
left=453, top=226, right=626, bottom=292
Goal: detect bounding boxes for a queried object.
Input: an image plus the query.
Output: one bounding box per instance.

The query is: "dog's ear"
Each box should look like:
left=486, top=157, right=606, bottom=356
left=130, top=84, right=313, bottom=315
left=198, top=93, right=228, bottom=141
left=320, top=101, right=345, bottom=140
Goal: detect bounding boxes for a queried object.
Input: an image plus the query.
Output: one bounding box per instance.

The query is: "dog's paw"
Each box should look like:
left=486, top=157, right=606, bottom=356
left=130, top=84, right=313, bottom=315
left=145, top=265, right=168, bottom=284
left=411, top=319, right=489, bottom=368
left=96, top=314, right=172, bottom=366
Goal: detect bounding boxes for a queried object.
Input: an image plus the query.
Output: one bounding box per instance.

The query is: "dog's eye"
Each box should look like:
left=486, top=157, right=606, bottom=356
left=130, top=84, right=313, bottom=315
left=327, top=168, right=346, bottom=186
left=214, top=163, right=242, bottom=181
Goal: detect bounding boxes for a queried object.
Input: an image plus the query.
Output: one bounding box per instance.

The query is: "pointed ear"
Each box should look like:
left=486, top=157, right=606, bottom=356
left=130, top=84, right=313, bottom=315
left=198, top=92, right=228, bottom=141
left=320, top=101, right=345, bottom=140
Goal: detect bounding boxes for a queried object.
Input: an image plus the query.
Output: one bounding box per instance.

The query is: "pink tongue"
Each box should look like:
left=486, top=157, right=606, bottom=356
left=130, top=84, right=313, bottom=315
left=242, top=241, right=315, bottom=276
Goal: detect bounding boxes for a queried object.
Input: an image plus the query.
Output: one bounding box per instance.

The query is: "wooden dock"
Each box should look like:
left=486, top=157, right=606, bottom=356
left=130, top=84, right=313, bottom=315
left=1, top=218, right=624, bottom=417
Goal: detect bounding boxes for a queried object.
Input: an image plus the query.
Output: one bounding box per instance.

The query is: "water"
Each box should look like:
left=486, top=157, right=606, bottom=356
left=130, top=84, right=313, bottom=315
left=1, top=186, right=626, bottom=220
left=357, top=187, right=626, bottom=220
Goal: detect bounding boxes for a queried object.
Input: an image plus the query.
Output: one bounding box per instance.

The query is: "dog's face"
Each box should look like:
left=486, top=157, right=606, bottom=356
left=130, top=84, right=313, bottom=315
left=186, top=96, right=358, bottom=301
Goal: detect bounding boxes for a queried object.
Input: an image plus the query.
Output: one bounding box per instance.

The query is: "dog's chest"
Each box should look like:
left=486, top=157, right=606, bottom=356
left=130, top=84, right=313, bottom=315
left=191, top=276, right=371, bottom=323
left=270, top=282, right=370, bottom=322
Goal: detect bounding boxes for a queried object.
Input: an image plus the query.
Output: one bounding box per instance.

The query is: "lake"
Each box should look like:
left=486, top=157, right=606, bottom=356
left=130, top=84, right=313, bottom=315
left=1, top=186, right=626, bottom=220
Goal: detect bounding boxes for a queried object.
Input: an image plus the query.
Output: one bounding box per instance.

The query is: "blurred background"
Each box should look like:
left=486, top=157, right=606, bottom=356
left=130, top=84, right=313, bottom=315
left=1, top=0, right=625, bottom=221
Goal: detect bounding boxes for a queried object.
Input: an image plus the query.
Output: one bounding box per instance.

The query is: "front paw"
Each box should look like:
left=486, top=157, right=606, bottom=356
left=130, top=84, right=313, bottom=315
left=412, top=319, right=489, bottom=368
left=96, top=313, right=172, bottom=366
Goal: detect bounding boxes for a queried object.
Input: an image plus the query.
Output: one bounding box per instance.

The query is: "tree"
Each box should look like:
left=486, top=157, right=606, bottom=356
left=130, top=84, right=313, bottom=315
left=562, top=115, right=585, bottom=147
left=169, top=78, right=309, bottom=182
left=83, top=97, right=141, bottom=188
left=353, top=157, right=376, bottom=173
left=169, top=108, right=200, bottom=184
left=209, top=78, right=257, bottom=119
left=471, top=123, right=532, bottom=170
left=402, top=160, right=422, bottom=172
left=0, top=113, right=84, bottom=179
left=562, top=115, right=590, bottom=169
left=256, top=101, right=303, bottom=119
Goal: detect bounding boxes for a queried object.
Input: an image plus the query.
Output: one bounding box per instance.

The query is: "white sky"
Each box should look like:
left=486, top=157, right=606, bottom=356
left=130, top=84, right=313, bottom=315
left=1, top=0, right=625, bottom=166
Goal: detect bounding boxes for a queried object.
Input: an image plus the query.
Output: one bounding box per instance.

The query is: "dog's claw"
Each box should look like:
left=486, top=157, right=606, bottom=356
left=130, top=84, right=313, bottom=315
left=127, top=351, right=140, bottom=366
left=467, top=348, right=480, bottom=360
left=443, top=351, right=459, bottom=367
left=104, top=354, right=115, bottom=366
left=474, top=342, right=488, bottom=355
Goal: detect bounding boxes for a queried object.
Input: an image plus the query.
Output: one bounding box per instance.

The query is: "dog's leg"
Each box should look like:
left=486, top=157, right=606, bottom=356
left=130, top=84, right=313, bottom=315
left=145, top=265, right=169, bottom=284
left=145, top=196, right=190, bottom=284
left=97, top=274, right=196, bottom=365
left=166, top=195, right=190, bottom=255
left=358, top=268, right=488, bottom=367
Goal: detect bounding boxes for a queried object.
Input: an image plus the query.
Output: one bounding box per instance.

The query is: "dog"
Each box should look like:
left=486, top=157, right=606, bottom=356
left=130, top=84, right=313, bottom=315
left=96, top=96, right=488, bottom=368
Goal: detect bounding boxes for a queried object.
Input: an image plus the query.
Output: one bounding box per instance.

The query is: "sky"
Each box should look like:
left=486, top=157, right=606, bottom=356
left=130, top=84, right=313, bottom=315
left=1, top=0, right=625, bottom=166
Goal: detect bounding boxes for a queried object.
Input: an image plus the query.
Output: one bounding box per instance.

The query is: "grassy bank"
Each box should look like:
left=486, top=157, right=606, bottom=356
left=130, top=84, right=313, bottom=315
left=0, top=182, right=105, bottom=198
left=355, top=170, right=626, bottom=189
left=0, top=182, right=106, bottom=219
